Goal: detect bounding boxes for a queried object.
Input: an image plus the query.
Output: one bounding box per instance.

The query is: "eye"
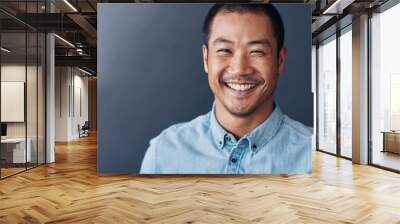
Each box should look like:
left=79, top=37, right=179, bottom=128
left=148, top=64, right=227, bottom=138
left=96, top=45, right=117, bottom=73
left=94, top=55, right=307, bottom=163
left=250, top=50, right=265, bottom=57
left=216, top=48, right=232, bottom=56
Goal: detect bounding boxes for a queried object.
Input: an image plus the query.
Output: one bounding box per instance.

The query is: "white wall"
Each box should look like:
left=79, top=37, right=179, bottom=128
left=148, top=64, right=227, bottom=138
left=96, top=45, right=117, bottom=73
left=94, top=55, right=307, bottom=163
left=55, top=66, right=89, bottom=141
left=1, top=64, right=39, bottom=138
left=55, top=66, right=70, bottom=141
left=72, top=72, right=89, bottom=138
left=1, top=66, right=26, bottom=138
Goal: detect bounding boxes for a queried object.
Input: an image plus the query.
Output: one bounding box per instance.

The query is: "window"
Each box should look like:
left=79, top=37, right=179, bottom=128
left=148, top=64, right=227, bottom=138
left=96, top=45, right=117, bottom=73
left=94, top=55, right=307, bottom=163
left=339, top=28, right=352, bottom=158
left=318, top=35, right=337, bottom=154
left=370, top=2, right=400, bottom=171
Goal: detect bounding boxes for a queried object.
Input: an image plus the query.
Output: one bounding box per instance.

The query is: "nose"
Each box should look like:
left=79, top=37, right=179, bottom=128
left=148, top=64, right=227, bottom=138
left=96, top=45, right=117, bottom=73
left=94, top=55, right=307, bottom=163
left=226, top=52, right=253, bottom=75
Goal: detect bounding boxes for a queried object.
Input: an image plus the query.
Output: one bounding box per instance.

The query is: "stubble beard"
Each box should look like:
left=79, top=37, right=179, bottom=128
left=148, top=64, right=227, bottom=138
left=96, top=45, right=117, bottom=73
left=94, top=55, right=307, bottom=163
left=221, top=90, right=275, bottom=118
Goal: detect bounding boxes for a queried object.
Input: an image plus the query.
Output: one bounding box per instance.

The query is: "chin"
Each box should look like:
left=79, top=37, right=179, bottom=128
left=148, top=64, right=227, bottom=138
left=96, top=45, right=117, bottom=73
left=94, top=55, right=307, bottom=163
left=224, top=102, right=258, bottom=117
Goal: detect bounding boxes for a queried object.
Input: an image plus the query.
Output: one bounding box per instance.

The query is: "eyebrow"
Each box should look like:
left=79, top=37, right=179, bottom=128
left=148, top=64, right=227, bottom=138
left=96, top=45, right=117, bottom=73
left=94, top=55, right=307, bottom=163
left=212, top=37, right=272, bottom=48
left=212, top=37, right=233, bottom=45
left=247, top=40, right=273, bottom=48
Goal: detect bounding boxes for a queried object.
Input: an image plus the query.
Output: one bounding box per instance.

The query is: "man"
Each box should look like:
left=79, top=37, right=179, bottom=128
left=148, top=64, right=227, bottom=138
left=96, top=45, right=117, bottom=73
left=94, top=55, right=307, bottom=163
left=140, top=3, right=312, bottom=174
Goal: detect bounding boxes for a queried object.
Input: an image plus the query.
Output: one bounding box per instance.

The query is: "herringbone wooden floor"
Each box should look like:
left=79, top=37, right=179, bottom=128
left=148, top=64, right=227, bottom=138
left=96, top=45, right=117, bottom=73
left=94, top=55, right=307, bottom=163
left=1, top=134, right=400, bottom=224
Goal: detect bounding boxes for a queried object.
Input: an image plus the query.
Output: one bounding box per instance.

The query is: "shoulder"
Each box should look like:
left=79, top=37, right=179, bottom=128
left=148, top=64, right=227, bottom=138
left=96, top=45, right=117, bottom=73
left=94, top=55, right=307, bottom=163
left=277, top=115, right=312, bottom=174
left=280, top=114, right=313, bottom=137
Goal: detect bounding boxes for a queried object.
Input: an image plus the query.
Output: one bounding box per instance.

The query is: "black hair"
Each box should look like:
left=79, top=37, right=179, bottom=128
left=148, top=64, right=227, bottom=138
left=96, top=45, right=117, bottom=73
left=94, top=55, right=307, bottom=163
left=202, top=3, right=285, bottom=54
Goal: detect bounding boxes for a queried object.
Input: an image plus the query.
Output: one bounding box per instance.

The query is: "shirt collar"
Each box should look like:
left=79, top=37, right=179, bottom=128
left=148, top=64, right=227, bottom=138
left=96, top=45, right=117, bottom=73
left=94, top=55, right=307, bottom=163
left=245, top=103, right=283, bottom=152
left=209, top=102, right=284, bottom=152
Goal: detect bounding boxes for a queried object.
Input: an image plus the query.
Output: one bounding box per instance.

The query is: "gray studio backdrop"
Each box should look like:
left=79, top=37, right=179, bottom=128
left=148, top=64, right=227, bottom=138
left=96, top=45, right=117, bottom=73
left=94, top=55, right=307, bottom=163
left=98, top=3, right=312, bottom=173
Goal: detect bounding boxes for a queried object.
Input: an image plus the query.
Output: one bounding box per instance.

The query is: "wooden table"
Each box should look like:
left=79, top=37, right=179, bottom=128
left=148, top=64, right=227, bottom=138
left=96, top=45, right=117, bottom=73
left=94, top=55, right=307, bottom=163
left=381, top=131, right=400, bottom=154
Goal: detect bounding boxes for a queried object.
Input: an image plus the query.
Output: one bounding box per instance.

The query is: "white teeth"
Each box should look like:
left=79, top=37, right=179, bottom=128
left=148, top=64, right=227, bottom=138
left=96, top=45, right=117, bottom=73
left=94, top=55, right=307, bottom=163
left=226, top=83, right=256, bottom=91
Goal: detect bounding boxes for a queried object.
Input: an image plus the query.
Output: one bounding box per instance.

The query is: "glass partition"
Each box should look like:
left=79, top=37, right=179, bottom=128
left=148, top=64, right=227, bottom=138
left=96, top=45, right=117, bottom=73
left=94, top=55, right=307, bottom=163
left=0, top=1, right=46, bottom=179
left=38, top=32, right=45, bottom=165
left=27, top=31, right=38, bottom=169
left=317, top=35, right=337, bottom=155
left=1, top=31, right=28, bottom=177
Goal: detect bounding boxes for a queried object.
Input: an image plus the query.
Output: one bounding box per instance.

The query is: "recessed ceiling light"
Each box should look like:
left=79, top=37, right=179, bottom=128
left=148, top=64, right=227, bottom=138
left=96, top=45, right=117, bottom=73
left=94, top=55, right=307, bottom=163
left=322, top=0, right=354, bottom=15
left=63, top=0, right=78, bottom=12
left=54, top=34, right=75, bottom=48
left=78, top=67, right=93, bottom=76
left=1, top=47, right=11, bottom=53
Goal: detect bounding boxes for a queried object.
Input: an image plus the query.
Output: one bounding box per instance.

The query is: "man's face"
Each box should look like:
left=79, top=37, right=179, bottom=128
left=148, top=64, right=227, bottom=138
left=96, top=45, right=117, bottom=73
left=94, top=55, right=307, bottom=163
left=202, top=11, right=287, bottom=117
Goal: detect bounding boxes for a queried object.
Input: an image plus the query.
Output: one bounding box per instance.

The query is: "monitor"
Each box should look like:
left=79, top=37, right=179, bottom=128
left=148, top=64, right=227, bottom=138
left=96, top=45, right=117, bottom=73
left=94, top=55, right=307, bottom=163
left=1, top=123, right=7, bottom=137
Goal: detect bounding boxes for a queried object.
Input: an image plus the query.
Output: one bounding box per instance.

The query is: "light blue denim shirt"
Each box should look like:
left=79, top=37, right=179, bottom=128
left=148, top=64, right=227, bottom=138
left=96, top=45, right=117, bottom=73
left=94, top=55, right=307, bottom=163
left=140, top=103, right=312, bottom=174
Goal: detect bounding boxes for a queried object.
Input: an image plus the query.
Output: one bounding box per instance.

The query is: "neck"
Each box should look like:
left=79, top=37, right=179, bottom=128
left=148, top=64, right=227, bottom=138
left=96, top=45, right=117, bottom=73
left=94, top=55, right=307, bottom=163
left=215, top=99, right=275, bottom=139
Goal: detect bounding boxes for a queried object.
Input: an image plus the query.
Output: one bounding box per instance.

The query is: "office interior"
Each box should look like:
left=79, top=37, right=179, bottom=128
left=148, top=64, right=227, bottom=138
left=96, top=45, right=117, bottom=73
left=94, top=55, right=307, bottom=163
left=314, top=0, right=400, bottom=172
left=0, top=0, right=97, bottom=179
left=0, top=0, right=400, bottom=222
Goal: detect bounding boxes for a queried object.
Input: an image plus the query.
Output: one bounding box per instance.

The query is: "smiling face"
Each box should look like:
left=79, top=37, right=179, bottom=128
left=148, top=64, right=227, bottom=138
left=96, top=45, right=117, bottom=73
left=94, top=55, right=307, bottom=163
left=202, top=11, right=287, bottom=117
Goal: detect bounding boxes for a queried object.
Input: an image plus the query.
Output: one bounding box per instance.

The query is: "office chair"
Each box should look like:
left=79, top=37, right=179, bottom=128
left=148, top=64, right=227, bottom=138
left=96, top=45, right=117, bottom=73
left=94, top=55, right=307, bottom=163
left=79, top=121, right=90, bottom=138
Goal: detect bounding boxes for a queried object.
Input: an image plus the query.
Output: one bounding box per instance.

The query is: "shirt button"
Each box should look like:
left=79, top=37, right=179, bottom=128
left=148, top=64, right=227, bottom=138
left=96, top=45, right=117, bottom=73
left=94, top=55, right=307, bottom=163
left=231, top=158, right=237, bottom=163
left=252, top=144, right=257, bottom=149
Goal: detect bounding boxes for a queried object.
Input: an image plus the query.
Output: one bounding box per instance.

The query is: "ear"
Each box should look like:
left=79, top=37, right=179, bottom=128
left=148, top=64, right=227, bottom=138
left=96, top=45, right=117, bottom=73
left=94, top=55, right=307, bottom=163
left=277, top=46, right=287, bottom=75
left=202, top=44, right=209, bottom=74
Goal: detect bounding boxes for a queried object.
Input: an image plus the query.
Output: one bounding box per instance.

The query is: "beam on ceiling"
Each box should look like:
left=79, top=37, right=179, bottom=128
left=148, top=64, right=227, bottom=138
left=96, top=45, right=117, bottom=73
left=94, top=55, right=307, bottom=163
left=55, top=55, right=96, bottom=70
left=67, top=13, right=97, bottom=46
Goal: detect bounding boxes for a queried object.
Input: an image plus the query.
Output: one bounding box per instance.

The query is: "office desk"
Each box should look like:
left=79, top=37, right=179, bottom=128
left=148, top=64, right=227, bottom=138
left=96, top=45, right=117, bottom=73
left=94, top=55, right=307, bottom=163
left=1, top=138, right=31, bottom=163
left=381, top=131, right=400, bottom=154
